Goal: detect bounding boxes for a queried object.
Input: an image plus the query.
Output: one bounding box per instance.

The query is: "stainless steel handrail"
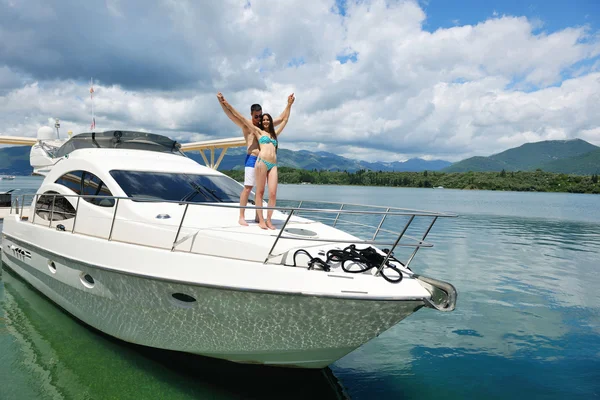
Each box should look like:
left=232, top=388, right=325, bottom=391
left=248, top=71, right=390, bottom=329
left=264, top=210, right=295, bottom=263
left=373, top=208, right=390, bottom=240
left=294, top=213, right=405, bottom=239
left=332, top=203, right=344, bottom=227
left=48, top=195, right=55, bottom=227
left=72, top=196, right=81, bottom=233
left=283, top=198, right=456, bottom=217
left=172, top=229, right=199, bottom=249
left=172, top=203, right=190, bottom=251
left=12, top=193, right=456, bottom=217
left=404, top=216, right=438, bottom=270
left=31, top=194, right=38, bottom=224
left=11, top=193, right=455, bottom=273
left=376, top=215, right=414, bottom=276
left=108, top=198, right=120, bottom=241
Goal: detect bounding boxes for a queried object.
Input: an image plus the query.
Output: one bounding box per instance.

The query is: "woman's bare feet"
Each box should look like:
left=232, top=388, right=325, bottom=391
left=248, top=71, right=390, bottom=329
left=238, top=217, right=249, bottom=226
left=266, top=221, right=276, bottom=230
left=258, top=221, right=268, bottom=230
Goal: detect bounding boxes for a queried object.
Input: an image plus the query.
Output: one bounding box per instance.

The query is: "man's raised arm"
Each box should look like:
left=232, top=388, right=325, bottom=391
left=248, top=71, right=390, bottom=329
left=218, top=96, right=246, bottom=129
left=273, top=93, right=295, bottom=126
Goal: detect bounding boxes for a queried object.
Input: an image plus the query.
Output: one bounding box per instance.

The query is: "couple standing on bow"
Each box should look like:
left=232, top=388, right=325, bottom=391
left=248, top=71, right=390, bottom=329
left=217, top=92, right=295, bottom=230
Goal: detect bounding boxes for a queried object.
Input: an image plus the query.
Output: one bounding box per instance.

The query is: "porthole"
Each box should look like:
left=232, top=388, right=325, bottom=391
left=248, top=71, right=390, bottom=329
left=48, top=260, right=57, bottom=274
left=172, top=293, right=196, bottom=303
left=170, top=292, right=197, bottom=308
left=80, top=272, right=95, bottom=288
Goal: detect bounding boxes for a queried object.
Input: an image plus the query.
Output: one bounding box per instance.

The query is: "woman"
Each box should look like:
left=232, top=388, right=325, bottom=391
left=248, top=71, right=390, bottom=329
left=217, top=92, right=293, bottom=229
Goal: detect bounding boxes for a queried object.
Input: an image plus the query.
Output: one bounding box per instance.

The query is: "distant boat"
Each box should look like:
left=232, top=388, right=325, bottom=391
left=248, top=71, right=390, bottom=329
left=1, top=175, right=16, bottom=180
left=435, top=186, right=444, bottom=189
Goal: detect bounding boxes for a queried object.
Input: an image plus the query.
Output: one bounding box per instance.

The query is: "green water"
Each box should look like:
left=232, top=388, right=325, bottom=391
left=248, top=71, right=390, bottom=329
left=0, top=266, right=347, bottom=400
left=1, top=178, right=600, bottom=399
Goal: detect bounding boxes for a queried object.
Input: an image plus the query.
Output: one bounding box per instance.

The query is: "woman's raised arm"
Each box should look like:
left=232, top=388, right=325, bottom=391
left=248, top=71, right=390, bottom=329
left=275, top=94, right=294, bottom=136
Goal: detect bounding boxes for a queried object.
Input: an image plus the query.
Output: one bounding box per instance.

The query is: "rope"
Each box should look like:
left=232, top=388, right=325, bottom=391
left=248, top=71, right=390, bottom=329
left=292, top=244, right=405, bottom=283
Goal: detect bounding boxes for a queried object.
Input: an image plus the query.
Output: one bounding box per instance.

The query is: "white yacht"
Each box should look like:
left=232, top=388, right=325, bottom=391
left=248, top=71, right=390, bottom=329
left=0, top=128, right=457, bottom=368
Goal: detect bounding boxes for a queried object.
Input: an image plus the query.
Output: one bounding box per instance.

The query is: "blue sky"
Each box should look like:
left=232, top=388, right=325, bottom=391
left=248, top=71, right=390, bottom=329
left=421, top=0, right=600, bottom=93
left=420, top=0, right=599, bottom=32
left=334, top=0, right=599, bottom=33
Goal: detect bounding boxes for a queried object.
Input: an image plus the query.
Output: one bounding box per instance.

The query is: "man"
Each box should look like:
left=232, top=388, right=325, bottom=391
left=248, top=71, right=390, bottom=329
left=219, top=93, right=295, bottom=225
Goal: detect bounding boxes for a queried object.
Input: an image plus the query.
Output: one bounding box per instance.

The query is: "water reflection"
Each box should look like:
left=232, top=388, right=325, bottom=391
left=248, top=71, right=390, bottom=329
left=335, top=337, right=600, bottom=400
left=0, top=267, right=348, bottom=400
left=332, top=212, right=600, bottom=399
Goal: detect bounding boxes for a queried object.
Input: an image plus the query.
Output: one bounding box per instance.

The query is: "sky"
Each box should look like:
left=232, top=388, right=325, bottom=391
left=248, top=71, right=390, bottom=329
left=0, top=0, right=599, bottom=162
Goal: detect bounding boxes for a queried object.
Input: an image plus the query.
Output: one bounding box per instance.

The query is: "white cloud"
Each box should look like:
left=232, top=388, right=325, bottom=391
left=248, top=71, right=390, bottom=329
left=0, top=0, right=599, bottom=163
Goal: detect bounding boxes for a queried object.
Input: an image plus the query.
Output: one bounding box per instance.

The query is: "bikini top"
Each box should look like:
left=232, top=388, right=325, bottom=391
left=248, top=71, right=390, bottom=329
left=258, top=135, right=278, bottom=147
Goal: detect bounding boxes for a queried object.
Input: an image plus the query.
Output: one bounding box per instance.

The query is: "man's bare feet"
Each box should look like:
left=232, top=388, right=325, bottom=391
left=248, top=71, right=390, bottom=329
left=266, top=221, right=276, bottom=230
left=258, top=222, right=268, bottom=230
left=238, top=217, right=249, bottom=226
left=254, top=215, right=260, bottom=223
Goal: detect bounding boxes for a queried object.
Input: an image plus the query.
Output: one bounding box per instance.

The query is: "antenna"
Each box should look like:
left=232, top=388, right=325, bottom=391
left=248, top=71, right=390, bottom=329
left=90, top=78, right=96, bottom=132
left=54, top=118, right=61, bottom=139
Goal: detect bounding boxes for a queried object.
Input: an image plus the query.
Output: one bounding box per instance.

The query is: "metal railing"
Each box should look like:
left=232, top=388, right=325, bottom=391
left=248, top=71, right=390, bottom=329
left=9, top=193, right=456, bottom=272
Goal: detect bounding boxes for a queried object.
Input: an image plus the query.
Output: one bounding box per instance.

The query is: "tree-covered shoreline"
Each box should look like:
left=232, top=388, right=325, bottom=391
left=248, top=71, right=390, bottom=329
left=222, top=167, right=600, bottom=194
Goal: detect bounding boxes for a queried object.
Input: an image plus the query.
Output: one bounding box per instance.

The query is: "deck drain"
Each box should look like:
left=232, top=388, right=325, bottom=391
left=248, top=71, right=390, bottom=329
left=283, top=228, right=318, bottom=237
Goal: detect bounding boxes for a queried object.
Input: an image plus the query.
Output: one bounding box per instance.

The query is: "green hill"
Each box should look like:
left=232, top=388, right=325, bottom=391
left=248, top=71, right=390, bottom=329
left=540, top=148, right=600, bottom=175
left=442, top=156, right=510, bottom=172
left=0, top=146, right=32, bottom=175
left=444, top=139, right=599, bottom=173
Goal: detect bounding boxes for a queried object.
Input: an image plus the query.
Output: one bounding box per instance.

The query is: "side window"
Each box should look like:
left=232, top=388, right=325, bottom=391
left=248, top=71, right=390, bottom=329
left=82, top=172, right=115, bottom=207
left=55, top=170, right=115, bottom=207
left=35, top=191, right=77, bottom=221
left=55, top=170, right=84, bottom=194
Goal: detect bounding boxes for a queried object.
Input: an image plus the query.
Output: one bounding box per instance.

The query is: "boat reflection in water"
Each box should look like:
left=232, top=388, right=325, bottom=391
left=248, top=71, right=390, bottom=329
left=0, top=264, right=349, bottom=400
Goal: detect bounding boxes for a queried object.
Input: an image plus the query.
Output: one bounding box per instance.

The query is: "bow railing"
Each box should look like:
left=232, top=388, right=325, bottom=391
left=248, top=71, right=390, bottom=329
left=9, top=193, right=456, bottom=272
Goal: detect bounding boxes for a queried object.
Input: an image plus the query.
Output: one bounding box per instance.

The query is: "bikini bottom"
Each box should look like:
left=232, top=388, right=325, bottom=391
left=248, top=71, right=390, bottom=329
left=257, top=157, right=277, bottom=171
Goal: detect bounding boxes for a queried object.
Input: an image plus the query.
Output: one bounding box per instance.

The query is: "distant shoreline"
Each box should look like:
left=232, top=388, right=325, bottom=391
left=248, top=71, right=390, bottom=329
left=223, top=168, right=600, bottom=195
left=2, top=170, right=599, bottom=195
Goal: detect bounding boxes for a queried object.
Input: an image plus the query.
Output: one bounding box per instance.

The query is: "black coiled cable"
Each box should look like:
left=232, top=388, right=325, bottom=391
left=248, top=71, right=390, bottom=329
left=292, top=244, right=405, bottom=283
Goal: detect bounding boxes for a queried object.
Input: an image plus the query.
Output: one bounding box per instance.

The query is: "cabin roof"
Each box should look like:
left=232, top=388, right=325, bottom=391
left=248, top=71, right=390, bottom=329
left=54, top=130, right=183, bottom=159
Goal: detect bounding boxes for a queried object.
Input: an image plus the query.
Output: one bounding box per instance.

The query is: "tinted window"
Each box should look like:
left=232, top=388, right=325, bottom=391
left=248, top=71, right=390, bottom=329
left=110, top=171, right=246, bottom=203
left=55, top=170, right=115, bottom=207
left=56, top=170, right=84, bottom=194
left=35, top=191, right=77, bottom=221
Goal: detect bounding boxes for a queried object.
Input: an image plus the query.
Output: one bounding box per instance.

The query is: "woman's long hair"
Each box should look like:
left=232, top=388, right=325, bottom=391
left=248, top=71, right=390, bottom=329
left=261, top=113, right=277, bottom=140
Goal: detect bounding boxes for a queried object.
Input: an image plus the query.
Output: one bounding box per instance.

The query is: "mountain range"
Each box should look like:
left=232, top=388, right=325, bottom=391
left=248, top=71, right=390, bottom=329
left=186, top=147, right=452, bottom=172
left=1, top=138, right=599, bottom=175
left=0, top=145, right=451, bottom=175
left=442, top=139, right=600, bottom=174
left=0, top=145, right=34, bottom=175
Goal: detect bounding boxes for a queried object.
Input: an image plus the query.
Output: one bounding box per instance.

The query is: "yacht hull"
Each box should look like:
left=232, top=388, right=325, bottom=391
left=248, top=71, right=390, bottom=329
left=1, top=238, right=423, bottom=369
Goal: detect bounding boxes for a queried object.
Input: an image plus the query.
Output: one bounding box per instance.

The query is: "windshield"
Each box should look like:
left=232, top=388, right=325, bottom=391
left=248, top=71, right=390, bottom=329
left=110, top=170, right=250, bottom=203
left=55, top=131, right=184, bottom=159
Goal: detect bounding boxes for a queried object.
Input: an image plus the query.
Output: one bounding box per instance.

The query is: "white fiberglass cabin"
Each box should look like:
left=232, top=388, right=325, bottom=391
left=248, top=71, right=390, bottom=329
left=0, top=129, right=457, bottom=368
